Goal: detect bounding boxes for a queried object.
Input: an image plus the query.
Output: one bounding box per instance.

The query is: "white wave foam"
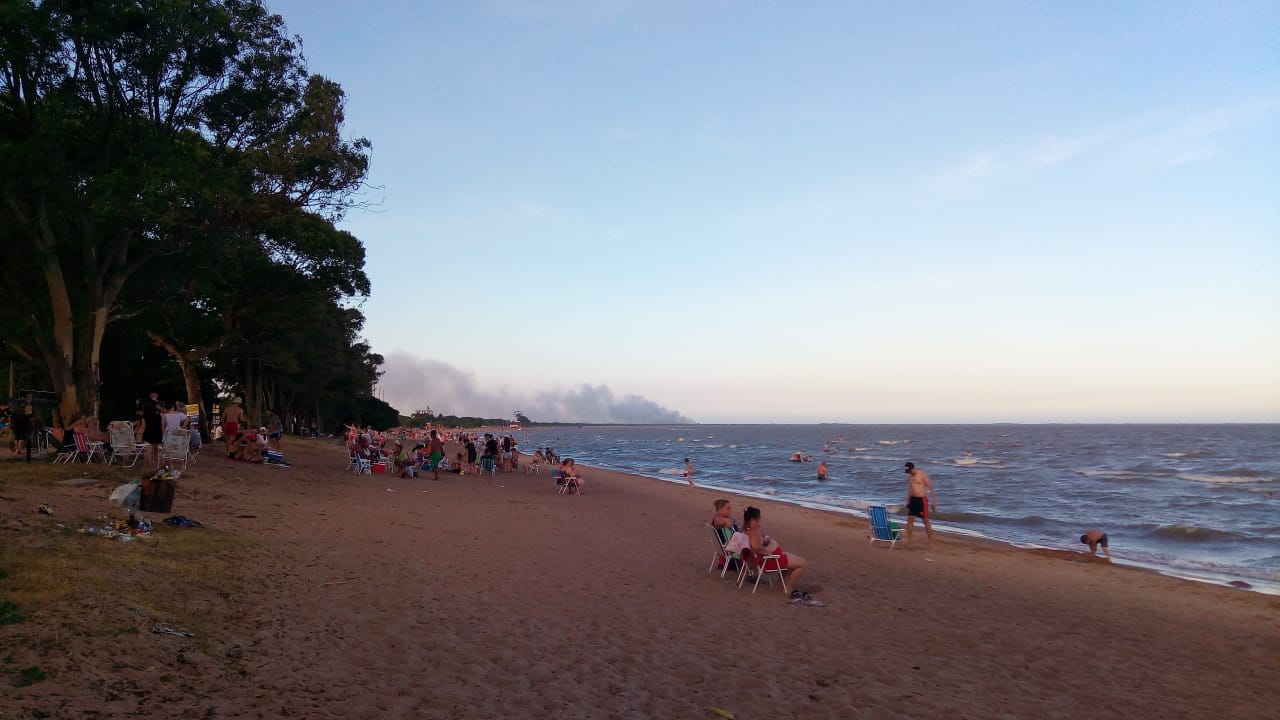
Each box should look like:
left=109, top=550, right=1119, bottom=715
left=1073, top=469, right=1140, bottom=478
left=1178, top=473, right=1274, bottom=485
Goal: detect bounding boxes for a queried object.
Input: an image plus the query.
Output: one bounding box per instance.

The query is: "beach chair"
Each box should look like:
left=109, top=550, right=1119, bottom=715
left=867, top=505, right=903, bottom=549
left=46, top=429, right=78, bottom=464
left=73, top=430, right=107, bottom=463
left=187, top=428, right=202, bottom=464
left=107, top=421, right=143, bottom=467
left=159, top=429, right=191, bottom=469
left=737, top=542, right=790, bottom=594
left=349, top=449, right=371, bottom=475
left=706, top=524, right=743, bottom=579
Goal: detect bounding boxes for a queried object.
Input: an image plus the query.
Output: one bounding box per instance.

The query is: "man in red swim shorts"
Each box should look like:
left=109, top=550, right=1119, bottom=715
left=221, top=397, right=244, bottom=454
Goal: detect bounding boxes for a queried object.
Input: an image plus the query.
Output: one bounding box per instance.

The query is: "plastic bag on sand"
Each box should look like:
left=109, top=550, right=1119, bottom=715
left=109, top=481, right=140, bottom=507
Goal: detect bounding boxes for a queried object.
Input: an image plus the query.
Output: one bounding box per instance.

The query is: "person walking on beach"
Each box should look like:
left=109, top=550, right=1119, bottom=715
left=1080, top=528, right=1111, bottom=562
left=904, top=461, right=937, bottom=548
left=222, top=398, right=245, bottom=455
left=683, top=458, right=695, bottom=486
left=428, top=429, right=445, bottom=480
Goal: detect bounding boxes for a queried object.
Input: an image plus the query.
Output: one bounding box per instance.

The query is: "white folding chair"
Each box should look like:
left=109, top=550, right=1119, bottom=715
left=159, top=429, right=191, bottom=469
left=706, top=524, right=743, bottom=579
left=107, top=421, right=142, bottom=467
left=736, top=541, right=790, bottom=595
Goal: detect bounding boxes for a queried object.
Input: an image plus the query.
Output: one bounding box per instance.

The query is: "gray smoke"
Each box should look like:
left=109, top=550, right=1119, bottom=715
left=378, top=351, right=693, bottom=424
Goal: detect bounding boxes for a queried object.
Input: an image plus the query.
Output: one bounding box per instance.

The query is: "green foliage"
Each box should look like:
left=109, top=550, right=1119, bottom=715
left=0, top=600, right=23, bottom=626
left=0, top=0, right=376, bottom=424
left=16, top=665, right=46, bottom=687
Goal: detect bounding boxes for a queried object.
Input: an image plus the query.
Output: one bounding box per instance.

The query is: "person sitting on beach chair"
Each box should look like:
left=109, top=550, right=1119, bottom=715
left=391, top=441, right=414, bottom=477
left=742, top=506, right=809, bottom=600
left=559, top=458, right=584, bottom=494
left=710, top=499, right=744, bottom=573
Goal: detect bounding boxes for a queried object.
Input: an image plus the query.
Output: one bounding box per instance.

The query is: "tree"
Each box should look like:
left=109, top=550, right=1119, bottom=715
left=0, top=0, right=369, bottom=424
left=514, top=410, right=531, bottom=425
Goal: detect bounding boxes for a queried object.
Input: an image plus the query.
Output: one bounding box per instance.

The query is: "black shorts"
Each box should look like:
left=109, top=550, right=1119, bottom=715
left=907, top=496, right=928, bottom=518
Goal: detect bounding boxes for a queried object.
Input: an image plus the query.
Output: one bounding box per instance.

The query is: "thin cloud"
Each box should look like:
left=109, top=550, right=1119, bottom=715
left=920, top=98, right=1279, bottom=197
left=377, top=350, right=692, bottom=424
left=919, top=153, right=997, bottom=199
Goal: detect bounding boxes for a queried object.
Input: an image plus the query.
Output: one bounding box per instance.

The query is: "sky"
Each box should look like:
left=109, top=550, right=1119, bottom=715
left=267, top=0, right=1279, bottom=424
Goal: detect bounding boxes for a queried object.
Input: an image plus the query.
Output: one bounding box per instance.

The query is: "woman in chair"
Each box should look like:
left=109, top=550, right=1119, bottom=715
left=560, top=458, right=584, bottom=494
left=742, top=506, right=809, bottom=600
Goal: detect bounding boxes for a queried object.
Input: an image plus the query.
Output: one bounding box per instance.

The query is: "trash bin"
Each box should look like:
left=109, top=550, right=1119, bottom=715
left=139, top=477, right=176, bottom=513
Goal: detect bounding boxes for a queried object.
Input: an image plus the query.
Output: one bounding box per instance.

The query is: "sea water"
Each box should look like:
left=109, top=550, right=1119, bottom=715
left=517, top=424, right=1280, bottom=593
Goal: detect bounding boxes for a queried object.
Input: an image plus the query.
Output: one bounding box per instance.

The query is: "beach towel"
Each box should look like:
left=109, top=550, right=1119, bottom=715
left=724, top=531, right=751, bottom=556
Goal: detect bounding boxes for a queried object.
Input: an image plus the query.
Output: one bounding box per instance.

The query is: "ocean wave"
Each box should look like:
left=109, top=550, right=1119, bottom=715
left=949, top=459, right=1007, bottom=469
left=877, top=440, right=910, bottom=445
left=1073, top=469, right=1140, bottom=477
left=704, top=444, right=724, bottom=449
left=1177, top=472, right=1275, bottom=485
left=797, top=494, right=872, bottom=511
left=1144, top=524, right=1247, bottom=543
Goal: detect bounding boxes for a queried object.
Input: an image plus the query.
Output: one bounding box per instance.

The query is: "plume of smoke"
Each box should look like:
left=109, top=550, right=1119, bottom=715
left=378, top=351, right=693, bottom=424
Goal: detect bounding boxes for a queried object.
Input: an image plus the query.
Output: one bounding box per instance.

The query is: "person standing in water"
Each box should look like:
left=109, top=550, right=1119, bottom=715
left=683, top=458, right=695, bottom=486
left=904, top=461, right=938, bottom=548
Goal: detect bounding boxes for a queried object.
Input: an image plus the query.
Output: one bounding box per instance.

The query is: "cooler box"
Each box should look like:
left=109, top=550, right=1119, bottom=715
left=371, top=462, right=387, bottom=474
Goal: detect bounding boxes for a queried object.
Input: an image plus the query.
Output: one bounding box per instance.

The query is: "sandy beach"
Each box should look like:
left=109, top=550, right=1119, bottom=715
left=3, top=437, right=1278, bottom=719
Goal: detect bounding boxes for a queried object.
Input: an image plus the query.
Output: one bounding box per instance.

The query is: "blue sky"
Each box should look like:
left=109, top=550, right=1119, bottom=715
left=268, top=0, right=1279, bottom=423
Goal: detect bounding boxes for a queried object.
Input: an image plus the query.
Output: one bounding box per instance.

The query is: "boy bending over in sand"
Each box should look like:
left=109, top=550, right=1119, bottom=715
left=1080, top=529, right=1111, bottom=562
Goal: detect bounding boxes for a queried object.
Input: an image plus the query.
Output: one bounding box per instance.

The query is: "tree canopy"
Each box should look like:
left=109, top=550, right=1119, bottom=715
left=0, top=0, right=391, bottom=433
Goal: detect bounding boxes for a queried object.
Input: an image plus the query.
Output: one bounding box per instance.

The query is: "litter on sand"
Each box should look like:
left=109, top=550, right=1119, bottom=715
left=152, top=623, right=194, bottom=638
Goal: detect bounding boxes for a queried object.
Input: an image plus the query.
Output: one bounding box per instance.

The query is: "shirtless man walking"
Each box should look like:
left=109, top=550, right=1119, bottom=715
left=903, top=461, right=938, bottom=548
left=222, top=398, right=245, bottom=455
left=428, top=429, right=445, bottom=481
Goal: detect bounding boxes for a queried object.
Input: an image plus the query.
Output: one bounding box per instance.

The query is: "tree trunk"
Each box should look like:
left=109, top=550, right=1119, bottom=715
left=147, top=331, right=216, bottom=441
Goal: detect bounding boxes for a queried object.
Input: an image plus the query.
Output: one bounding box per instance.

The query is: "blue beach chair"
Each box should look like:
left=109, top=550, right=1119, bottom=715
left=867, top=505, right=903, bottom=550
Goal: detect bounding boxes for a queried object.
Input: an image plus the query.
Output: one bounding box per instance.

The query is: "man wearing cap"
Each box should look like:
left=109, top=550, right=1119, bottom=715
left=222, top=398, right=245, bottom=454
left=903, top=461, right=938, bottom=548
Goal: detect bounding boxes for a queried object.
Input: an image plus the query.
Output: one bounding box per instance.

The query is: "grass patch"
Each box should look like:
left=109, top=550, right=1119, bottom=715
left=0, top=600, right=23, bottom=625
left=0, top=458, right=254, bottom=649
left=16, top=665, right=47, bottom=686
